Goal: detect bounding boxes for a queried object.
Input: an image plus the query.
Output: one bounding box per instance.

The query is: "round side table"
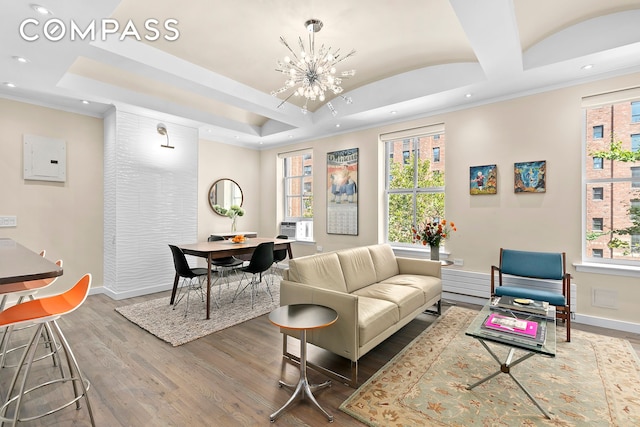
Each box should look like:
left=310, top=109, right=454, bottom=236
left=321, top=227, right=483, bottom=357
left=268, top=304, right=338, bottom=423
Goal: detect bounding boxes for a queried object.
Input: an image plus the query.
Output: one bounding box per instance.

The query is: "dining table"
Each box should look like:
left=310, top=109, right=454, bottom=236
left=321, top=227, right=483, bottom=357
left=0, top=238, right=63, bottom=285
left=176, top=237, right=293, bottom=319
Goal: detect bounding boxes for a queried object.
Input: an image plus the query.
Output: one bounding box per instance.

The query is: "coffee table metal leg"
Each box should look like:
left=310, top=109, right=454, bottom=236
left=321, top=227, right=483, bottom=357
left=467, top=340, right=551, bottom=419
left=270, top=330, right=333, bottom=423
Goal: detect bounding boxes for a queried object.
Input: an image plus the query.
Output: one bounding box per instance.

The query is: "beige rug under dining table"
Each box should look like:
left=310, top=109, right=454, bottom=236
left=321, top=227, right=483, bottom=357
left=175, top=237, right=293, bottom=319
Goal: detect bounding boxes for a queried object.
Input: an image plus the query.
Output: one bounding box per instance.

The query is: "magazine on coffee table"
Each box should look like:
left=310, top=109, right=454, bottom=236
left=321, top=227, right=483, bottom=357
left=481, top=312, right=547, bottom=345
left=490, top=296, right=549, bottom=316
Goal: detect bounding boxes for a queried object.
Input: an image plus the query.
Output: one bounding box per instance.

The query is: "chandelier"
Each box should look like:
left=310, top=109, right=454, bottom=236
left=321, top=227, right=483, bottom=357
left=272, top=19, right=356, bottom=115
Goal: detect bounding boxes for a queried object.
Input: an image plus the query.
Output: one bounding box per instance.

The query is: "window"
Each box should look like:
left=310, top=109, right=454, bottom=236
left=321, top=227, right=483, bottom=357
left=632, top=101, right=640, bottom=123
left=584, top=98, right=640, bottom=264
left=383, top=124, right=446, bottom=245
left=592, top=187, right=603, bottom=200
left=633, top=167, right=640, bottom=189
left=593, top=125, right=603, bottom=139
left=282, top=151, right=313, bottom=241
left=592, top=218, right=603, bottom=231
left=402, top=150, right=410, bottom=164
left=593, top=157, right=603, bottom=169
left=632, top=134, right=640, bottom=152
left=433, top=147, right=440, bottom=163
left=632, top=200, right=640, bottom=256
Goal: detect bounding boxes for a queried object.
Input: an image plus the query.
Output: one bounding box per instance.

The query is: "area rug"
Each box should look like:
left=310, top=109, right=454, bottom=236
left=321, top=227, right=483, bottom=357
left=115, top=277, right=280, bottom=346
left=340, top=306, right=640, bottom=426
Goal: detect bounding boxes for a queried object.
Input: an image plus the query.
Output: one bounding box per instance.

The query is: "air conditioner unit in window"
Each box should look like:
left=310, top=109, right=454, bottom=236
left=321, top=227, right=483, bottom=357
left=279, top=222, right=297, bottom=238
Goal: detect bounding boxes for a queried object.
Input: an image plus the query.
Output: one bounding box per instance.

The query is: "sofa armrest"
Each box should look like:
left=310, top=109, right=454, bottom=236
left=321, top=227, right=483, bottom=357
left=396, top=256, right=441, bottom=278
left=280, top=279, right=359, bottom=361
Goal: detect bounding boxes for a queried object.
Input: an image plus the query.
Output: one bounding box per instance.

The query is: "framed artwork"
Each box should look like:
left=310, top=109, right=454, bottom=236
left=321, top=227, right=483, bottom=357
left=514, top=160, right=546, bottom=193
left=470, top=164, right=497, bottom=195
left=327, top=148, right=358, bottom=235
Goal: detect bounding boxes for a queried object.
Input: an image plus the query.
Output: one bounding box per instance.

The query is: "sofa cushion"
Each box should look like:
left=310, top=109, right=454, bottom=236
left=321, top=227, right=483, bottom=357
left=379, top=274, right=442, bottom=303
left=287, top=253, right=347, bottom=293
left=337, top=247, right=377, bottom=293
left=368, top=244, right=400, bottom=282
left=357, top=296, right=399, bottom=346
left=353, top=283, right=425, bottom=319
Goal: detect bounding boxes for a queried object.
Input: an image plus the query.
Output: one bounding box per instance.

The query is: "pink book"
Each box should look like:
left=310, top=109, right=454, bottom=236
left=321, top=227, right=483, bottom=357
left=484, top=312, right=538, bottom=337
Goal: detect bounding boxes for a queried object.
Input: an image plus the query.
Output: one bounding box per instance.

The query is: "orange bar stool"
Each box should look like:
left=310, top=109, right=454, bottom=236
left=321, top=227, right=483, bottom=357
left=0, top=260, right=64, bottom=369
left=0, top=274, right=95, bottom=426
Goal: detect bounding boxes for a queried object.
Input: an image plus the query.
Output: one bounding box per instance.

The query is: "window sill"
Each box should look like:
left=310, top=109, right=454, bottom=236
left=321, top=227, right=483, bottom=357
left=574, top=262, right=640, bottom=278
left=292, top=239, right=316, bottom=245
left=390, top=244, right=450, bottom=259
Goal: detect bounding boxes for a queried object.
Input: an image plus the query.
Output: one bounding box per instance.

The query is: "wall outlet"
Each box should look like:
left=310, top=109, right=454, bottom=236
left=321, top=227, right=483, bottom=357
left=0, top=216, right=17, bottom=227
left=317, top=245, right=323, bottom=252
left=453, top=258, right=463, bottom=266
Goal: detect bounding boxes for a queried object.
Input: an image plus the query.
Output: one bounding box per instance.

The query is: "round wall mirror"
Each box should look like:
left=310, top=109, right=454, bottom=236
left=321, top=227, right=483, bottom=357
left=208, top=178, right=243, bottom=216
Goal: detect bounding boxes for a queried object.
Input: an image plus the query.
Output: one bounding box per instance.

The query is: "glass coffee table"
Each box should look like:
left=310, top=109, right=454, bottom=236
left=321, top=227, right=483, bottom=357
left=465, top=302, right=556, bottom=419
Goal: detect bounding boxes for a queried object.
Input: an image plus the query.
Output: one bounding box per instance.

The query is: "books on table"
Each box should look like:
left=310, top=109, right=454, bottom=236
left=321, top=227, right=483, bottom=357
left=490, top=295, right=549, bottom=316
left=482, top=312, right=547, bottom=345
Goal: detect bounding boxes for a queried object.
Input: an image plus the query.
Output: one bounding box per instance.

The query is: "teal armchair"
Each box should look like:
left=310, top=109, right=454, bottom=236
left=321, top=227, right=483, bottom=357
left=491, top=248, right=572, bottom=341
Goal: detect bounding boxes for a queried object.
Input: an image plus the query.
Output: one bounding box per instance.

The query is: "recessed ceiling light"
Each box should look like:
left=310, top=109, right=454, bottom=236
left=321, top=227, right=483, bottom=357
left=81, top=100, right=90, bottom=105
left=336, top=124, right=341, bottom=128
left=13, top=56, right=29, bottom=63
left=390, top=110, right=397, bottom=115
left=4, top=82, right=16, bottom=88
left=581, top=64, right=593, bottom=70
left=288, top=135, right=293, bottom=139
left=31, top=4, right=52, bottom=15
left=465, top=93, right=472, bottom=98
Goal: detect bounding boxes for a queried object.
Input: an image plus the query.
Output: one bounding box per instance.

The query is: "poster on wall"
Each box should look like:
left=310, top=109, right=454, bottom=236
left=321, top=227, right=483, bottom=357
left=327, top=148, right=358, bottom=235
left=469, top=164, right=497, bottom=195
left=514, top=160, right=546, bottom=193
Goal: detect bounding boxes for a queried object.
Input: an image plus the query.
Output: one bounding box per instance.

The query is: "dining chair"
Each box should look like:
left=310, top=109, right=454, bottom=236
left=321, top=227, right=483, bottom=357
left=207, top=235, right=244, bottom=298
left=168, top=245, right=211, bottom=316
left=232, top=242, right=274, bottom=309
left=0, top=260, right=64, bottom=369
left=270, top=234, right=289, bottom=283
left=0, top=273, right=95, bottom=426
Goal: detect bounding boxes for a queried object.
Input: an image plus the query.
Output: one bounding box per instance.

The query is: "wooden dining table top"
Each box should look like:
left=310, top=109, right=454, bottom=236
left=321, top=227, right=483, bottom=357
left=177, top=237, right=292, bottom=259
left=0, top=238, right=63, bottom=285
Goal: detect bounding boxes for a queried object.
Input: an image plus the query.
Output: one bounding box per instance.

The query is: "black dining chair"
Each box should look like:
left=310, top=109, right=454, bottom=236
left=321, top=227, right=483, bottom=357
left=232, top=242, right=274, bottom=309
left=168, top=245, right=210, bottom=316
left=270, top=234, right=289, bottom=283
left=207, top=235, right=245, bottom=299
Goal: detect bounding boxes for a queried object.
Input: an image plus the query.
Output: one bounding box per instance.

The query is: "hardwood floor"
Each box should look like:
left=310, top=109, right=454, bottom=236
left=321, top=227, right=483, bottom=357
left=1, top=294, right=638, bottom=426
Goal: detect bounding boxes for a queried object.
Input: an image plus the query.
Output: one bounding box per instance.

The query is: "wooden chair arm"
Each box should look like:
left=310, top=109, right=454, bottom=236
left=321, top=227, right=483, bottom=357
left=490, top=265, right=501, bottom=294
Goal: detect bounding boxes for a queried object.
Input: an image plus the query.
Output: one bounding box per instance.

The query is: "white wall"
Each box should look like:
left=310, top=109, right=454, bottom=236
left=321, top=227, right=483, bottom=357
left=197, top=140, right=261, bottom=243
left=256, top=72, right=640, bottom=329
left=103, top=109, right=198, bottom=299
left=0, top=98, right=103, bottom=295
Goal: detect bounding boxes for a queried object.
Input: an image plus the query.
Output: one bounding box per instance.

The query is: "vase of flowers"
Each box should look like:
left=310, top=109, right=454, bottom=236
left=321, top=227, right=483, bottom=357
left=412, top=218, right=457, bottom=261
left=226, top=205, right=245, bottom=232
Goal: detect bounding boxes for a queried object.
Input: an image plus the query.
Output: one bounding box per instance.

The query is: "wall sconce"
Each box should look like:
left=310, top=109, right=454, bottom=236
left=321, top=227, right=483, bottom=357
left=157, top=123, right=174, bottom=149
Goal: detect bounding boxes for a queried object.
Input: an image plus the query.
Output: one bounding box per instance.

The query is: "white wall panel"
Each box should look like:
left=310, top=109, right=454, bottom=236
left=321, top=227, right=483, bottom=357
left=104, top=110, right=198, bottom=299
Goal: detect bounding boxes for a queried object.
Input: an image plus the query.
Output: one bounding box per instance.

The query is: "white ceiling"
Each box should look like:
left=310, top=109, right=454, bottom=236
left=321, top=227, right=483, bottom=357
left=2, top=0, right=640, bottom=149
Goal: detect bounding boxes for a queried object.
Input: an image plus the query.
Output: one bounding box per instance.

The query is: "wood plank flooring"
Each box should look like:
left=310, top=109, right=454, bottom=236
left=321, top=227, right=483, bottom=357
left=1, top=293, right=638, bottom=426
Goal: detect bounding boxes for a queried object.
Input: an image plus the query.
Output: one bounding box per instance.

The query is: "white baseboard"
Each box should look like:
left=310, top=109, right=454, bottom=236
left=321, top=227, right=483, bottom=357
left=95, top=283, right=173, bottom=300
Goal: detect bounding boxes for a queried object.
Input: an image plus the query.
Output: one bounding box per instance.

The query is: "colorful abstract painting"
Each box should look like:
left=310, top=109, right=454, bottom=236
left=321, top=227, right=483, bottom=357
left=514, top=160, right=546, bottom=193
left=470, top=164, right=497, bottom=195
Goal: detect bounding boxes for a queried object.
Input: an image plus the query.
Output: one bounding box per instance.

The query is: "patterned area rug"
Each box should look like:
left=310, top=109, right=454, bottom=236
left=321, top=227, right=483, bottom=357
left=115, top=276, right=280, bottom=346
left=340, top=306, right=640, bottom=426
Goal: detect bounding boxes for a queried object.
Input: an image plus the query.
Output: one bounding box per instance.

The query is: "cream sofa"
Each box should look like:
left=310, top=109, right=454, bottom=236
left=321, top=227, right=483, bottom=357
left=279, top=243, right=442, bottom=386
